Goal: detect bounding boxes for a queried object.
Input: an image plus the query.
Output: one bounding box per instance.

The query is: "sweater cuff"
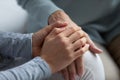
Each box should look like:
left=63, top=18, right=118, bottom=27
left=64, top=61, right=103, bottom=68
left=33, top=57, right=52, bottom=78
left=22, top=33, right=33, bottom=59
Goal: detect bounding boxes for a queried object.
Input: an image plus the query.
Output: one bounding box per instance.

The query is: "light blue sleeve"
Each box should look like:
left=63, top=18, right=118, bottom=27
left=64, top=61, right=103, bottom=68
left=17, top=0, right=61, bottom=27
left=0, top=57, right=51, bottom=80
left=0, top=32, right=32, bottom=59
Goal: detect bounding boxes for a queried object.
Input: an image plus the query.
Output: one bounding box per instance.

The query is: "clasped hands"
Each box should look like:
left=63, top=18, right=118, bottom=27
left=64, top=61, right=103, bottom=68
left=32, top=21, right=102, bottom=80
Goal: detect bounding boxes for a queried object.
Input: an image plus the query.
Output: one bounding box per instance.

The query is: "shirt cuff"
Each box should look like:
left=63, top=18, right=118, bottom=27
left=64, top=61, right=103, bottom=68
left=0, top=32, right=33, bottom=59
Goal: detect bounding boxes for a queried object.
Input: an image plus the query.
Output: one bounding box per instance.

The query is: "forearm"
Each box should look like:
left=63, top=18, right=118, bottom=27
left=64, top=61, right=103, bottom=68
left=0, top=57, right=51, bottom=80
left=17, top=0, right=61, bottom=27
left=0, top=32, right=32, bottom=59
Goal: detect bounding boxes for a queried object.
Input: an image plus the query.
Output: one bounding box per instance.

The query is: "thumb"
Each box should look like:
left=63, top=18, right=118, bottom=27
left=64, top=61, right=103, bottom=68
left=86, top=34, right=102, bottom=54
left=33, top=21, right=67, bottom=43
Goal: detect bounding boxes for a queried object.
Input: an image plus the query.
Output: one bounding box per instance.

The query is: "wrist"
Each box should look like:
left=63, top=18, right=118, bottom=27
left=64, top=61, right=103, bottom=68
left=41, top=56, right=56, bottom=74
left=48, top=10, right=71, bottom=24
left=32, top=33, right=37, bottom=57
left=32, top=33, right=41, bottom=58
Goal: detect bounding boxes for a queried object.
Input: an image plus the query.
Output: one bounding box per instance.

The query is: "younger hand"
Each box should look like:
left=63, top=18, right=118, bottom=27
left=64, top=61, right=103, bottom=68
left=40, top=27, right=89, bottom=73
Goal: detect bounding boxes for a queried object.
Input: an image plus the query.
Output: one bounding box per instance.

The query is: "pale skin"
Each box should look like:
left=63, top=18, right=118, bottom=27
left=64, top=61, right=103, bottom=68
left=48, top=10, right=102, bottom=80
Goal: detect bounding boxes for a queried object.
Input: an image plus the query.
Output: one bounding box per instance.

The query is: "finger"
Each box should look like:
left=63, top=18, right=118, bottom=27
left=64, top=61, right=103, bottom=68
left=43, top=21, right=67, bottom=35
left=73, top=37, right=87, bottom=51
left=49, top=21, right=68, bottom=29
left=61, top=68, right=69, bottom=80
left=47, top=27, right=66, bottom=39
left=74, top=44, right=89, bottom=59
left=85, top=33, right=102, bottom=53
left=59, top=27, right=80, bottom=37
left=75, top=56, right=84, bottom=77
left=68, top=62, right=76, bottom=80
left=69, top=30, right=85, bottom=43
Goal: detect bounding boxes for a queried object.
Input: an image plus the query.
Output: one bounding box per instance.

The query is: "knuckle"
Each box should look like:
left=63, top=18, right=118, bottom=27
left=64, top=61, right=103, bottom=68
left=61, top=38, right=69, bottom=46
left=69, top=27, right=76, bottom=32
left=71, top=26, right=76, bottom=30
left=62, top=40, right=68, bottom=46
left=62, top=41, right=69, bottom=48
left=57, top=34, right=63, bottom=39
left=81, top=38, right=85, bottom=45
left=59, top=37, right=65, bottom=43
left=80, top=49, right=85, bottom=54
left=68, top=54, right=73, bottom=60
left=76, top=31, right=81, bottom=36
left=79, top=39, right=83, bottom=45
left=66, top=47, right=71, bottom=52
left=53, top=28, right=59, bottom=34
left=84, top=38, right=87, bottom=43
left=73, top=24, right=81, bottom=30
left=56, top=21, right=61, bottom=24
left=45, top=36, right=50, bottom=41
left=79, top=30, right=84, bottom=36
left=76, top=31, right=83, bottom=38
left=65, top=48, right=75, bottom=60
left=64, top=47, right=72, bottom=57
left=85, top=33, right=89, bottom=37
left=79, top=26, right=82, bottom=30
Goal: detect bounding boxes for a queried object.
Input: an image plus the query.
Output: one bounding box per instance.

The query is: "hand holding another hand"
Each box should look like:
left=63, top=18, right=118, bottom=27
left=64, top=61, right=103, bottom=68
left=49, top=10, right=102, bottom=80
left=32, top=21, right=67, bottom=57
left=40, top=26, right=89, bottom=73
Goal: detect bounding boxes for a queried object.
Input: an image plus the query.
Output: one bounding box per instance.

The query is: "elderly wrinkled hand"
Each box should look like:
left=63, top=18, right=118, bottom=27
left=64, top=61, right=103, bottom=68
left=48, top=10, right=102, bottom=80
